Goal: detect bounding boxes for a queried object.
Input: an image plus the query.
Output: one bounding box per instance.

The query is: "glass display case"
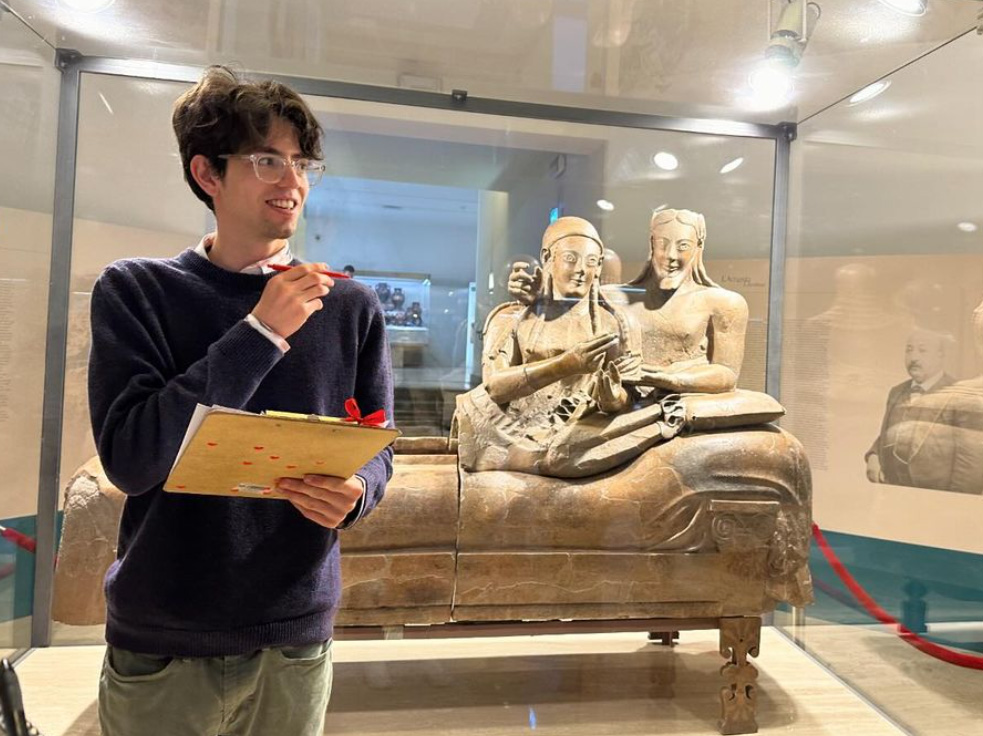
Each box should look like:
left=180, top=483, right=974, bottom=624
left=354, top=271, right=431, bottom=346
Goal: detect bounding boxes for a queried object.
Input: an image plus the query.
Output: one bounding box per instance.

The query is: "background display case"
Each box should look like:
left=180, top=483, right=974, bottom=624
left=354, top=271, right=431, bottom=347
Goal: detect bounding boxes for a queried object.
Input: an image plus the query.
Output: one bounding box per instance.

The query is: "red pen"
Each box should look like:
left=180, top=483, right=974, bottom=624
left=268, top=263, right=350, bottom=279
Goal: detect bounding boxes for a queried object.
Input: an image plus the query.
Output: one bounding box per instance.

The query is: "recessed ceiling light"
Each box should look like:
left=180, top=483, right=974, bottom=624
left=653, top=152, right=678, bottom=171
left=596, top=199, right=615, bottom=211
left=849, top=80, right=891, bottom=105
left=877, top=0, right=927, bottom=16
left=60, top=0, right=115, bottom=11
left=957, top=222, right=978, bottom=233
left=720, top=157, right=745, bottom=174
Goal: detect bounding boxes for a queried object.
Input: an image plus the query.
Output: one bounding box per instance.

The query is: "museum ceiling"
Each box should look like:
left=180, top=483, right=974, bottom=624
left=4, top=0, right=983, bottom=254
left=5, top=0, right=983, bottom=124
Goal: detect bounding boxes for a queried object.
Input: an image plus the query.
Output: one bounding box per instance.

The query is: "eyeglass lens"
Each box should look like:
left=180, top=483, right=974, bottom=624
left=254, top=156, right=323, bottom=187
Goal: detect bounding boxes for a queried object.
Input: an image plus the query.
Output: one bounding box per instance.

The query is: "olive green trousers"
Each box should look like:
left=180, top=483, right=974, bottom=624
left=99, top=641, right=332, bottom=736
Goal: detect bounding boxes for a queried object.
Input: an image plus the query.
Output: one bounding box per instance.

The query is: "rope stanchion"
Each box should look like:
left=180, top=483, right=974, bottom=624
left=812, top=523, right=983, bottom=670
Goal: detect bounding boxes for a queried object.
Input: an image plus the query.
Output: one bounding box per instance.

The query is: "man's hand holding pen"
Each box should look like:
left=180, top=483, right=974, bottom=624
left=252, top=263, right=335, bottom=338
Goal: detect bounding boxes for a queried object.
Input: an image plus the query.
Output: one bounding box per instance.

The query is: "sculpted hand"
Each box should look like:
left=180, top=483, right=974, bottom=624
left=277, top=474, right=364, bottom=528
left=865, top=455, right=884, bottom=483
left=252, top=263, right=335, bottom=339
left=612, top=353, right=642, bottom=381
left=629, top=365, right=677, bottom=390
left=559, top=333, right=619, bottom=375
left=594, top=360, right=629, bottom=413
left=508, top=262, right=542, bottom=306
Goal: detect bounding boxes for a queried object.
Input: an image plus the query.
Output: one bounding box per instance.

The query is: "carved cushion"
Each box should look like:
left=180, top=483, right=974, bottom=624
left=458, top=427, right=807, bottom=553
left=455, top=426, right=814, bottom=610
left=53, top=458, right=126, bottom=626
left=680, top=390, right=785, bottom=431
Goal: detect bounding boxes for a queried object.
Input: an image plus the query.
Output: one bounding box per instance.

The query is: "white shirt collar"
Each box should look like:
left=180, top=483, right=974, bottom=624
left=192, top=233, right=293, bottom=275
left=912, top=371, right=945, bottom=392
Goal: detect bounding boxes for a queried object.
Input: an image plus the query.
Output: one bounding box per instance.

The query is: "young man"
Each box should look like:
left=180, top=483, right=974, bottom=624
left=88, top=66, right=394, bottom=736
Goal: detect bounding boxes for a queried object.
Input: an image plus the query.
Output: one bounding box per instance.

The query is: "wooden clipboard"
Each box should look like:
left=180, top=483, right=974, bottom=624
left=163, top=405, right=399, bottom=499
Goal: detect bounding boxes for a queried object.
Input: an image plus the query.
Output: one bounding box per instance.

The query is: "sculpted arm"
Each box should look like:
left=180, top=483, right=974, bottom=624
left=637, top=291, right=748, bottom=394
left=483, top=327, right=618, bottom=404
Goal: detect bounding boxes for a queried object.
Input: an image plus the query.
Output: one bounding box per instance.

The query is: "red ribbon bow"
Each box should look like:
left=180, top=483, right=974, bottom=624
left=343, top=398, right=387, bottom=427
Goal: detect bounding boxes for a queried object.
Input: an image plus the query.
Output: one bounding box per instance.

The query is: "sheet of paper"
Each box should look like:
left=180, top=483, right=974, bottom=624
left=170, top=404, right=254, bottom=472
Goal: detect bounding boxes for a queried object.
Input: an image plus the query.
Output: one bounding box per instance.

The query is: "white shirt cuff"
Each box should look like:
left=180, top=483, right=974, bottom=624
left=244, top=313, right=290, bottom=353
left=337, top=475, right=368, bottom=530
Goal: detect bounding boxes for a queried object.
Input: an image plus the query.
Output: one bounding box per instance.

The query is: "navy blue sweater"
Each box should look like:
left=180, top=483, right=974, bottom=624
left=88, top=249, right=394, bottom=656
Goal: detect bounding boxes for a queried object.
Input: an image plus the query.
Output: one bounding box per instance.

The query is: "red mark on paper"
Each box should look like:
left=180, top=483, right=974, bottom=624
left=269, top=455, right=280, bottom=460
left=242, top=461, right=253, bottom=466
left=176, top=485, right=186, bottom=490
left=207, top=442, right=218, bottom=447
left=285, top=464, right=297, bottom=469
left=254, top=446, right=265, bottom=450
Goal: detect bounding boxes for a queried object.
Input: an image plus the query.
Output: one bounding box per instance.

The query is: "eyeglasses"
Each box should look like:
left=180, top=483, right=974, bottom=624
left=218, top=153, right=326, bottom=187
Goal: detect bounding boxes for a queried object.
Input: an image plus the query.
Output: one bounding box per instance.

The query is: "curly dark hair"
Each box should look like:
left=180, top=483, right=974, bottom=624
left=172, top=66, right=323, bottom=210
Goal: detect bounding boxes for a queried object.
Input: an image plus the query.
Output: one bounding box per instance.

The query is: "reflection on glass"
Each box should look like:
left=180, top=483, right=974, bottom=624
left=782, top=29, right=983, bottom=736
left=0, top=13, right=59, bottom=648
left=51, top=71, right=776, bottom=645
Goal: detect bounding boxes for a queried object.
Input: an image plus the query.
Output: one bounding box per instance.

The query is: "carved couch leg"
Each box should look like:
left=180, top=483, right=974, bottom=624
left=647, top=630, right=680, bottom=646
left=718, top=616, right=761, bottom=735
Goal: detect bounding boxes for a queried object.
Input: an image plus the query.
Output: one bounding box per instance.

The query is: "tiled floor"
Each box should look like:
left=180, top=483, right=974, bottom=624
left=15, top=627, right=906, bottom=736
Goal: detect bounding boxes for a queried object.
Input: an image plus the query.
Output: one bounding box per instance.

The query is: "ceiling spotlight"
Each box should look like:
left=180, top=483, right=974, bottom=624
left=653, top=152, right=679, bottom=171
left=877, top=0, right=927, bottom=16
left=848, top=80, right=891, bottom=105
left=957, top=222, right=978, bottom=233
left=720, top=157, right=745, bottom=174
left=765, top=0, right=822, bottom=68
left=749, top=62, right=794, bottom=107
left=59, top=0, right=115, bottom=11
left=596, top=199, right=615, bottom=211
left=749, top=1, right=821, bottom=107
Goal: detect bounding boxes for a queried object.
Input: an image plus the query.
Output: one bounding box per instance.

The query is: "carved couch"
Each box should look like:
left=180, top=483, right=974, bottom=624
left=56, top=415, right=812, bottom=735
left=336, top=411, right=812, bottom=735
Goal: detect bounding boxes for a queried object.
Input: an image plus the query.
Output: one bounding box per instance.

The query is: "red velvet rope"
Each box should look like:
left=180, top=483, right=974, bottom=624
left=0, top=527, right=35, bottom=554
left=812, top=523, right=983, bottom=670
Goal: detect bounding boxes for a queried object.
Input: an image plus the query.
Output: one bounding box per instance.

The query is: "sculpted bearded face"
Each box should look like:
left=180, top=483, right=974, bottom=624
left=650, top=218, right=700, bottom=291
left=549, top=236, right=603, bottom=300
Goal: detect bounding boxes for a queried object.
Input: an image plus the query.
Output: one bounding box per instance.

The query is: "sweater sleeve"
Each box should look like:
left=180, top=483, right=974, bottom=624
left=343, top=293, right=395, bottom=526
left=87, top=264, right=285, bottom=496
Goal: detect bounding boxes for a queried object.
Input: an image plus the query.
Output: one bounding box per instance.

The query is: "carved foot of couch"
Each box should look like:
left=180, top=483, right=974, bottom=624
left=647, top=630, right=680, bottom=647
left=718, top=616, right=761, bottom=735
